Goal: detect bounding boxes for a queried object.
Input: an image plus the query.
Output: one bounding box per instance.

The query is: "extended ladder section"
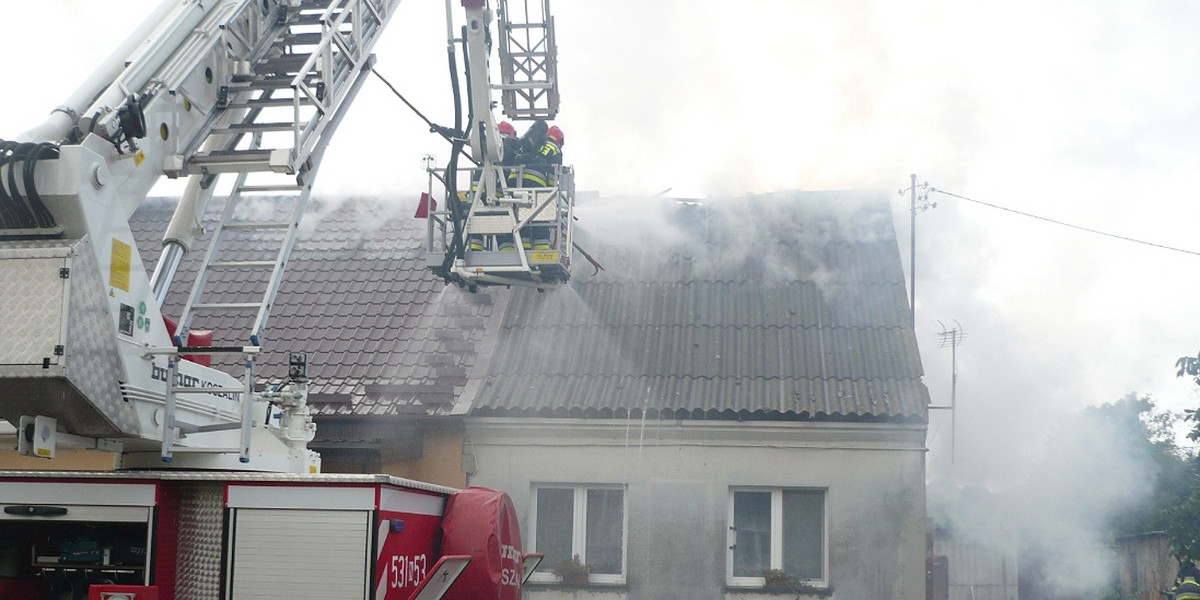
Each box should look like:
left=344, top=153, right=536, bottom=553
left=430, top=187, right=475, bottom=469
left=149, top=0, right=395, bottom=468
left=496, top=0, right=560, bottom=120
left=169, top=0, right=396, bottom=345
left=167, top=0, right=400, bottom=177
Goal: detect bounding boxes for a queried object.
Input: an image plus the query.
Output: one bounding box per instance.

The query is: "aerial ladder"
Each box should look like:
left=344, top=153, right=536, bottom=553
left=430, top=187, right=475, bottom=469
left=424, top=0, right=574, bottom=291
left=0, top=0, right=569, bottom=472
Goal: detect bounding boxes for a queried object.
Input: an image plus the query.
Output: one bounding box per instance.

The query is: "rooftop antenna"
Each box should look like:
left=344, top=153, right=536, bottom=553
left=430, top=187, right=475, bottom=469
left=930, top=320, right=965, bottom=463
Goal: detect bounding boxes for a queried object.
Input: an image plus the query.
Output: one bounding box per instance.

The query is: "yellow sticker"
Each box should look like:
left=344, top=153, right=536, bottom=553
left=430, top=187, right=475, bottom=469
left=110, top=238, right=132, bottom=291
left=36, top=448, right=52, bottom=458
left=530, top=251, right=558, bottom=263
left=134, top=150, right=145, bottom=167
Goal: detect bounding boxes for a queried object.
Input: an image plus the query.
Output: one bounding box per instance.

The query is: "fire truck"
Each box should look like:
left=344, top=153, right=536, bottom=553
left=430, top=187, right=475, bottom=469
left=0, top=0, right=566, bottom=597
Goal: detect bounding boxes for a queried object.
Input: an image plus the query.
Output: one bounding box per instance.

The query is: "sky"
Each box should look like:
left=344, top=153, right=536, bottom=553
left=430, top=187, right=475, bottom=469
left=6, top=0, right=1200, bottom=581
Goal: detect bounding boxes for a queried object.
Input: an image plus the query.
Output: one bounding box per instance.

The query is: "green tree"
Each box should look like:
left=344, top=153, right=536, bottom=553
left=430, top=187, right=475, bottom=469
left=1177, top=353, right=1200, bottom=447
left=1090, top=394, right=1191, bottom=537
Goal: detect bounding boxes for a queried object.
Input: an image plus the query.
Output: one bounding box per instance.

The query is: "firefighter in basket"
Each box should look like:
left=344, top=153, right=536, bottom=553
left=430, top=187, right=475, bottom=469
left=506, top=121, right=563, bottom=251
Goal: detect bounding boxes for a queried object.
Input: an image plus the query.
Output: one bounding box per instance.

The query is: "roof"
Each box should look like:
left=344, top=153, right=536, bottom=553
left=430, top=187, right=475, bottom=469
left=131, top=189, right=928, bottom=424
left=131, top=197, right=506, bottom=418
left=470, top=190, right=929, bottom=422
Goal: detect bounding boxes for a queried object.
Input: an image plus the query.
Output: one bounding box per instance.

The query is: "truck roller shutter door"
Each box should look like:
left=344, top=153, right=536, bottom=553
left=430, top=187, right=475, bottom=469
left=228, top=508, right=371, bottom=599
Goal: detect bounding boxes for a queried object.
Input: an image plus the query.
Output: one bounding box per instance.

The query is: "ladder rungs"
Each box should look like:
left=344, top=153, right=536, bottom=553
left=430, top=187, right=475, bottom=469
left=291, top=11, right=344, bottom=26
left=228, top=76, right=320, bottom=91
left=257, top=54, right=319, bottom=72
left=236, top=184, right=304, bottom=193
left=279, top=32, right=323, bottom=46
left=228, top=97, right=315, bottom=109
left=187, top=149, right=294, bottom=175
left=208, top=260, right=278, bottom=269
left=212, top=122, right=296, bottom=134
left=496, top=82, right=554, bottom=91
left=503, top=51, right=552, bottom=59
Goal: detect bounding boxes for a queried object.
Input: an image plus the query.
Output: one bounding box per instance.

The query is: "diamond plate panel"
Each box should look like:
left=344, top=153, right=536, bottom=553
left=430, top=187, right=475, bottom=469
left=0, top=239, right=135, bottom=436
left=176, top=482, right=225, bottom=600
left=0, top=249, right=68, bottom=365
left=64, top=237, right=139, bottom=434
left=467, top=214, right=516, bottom=235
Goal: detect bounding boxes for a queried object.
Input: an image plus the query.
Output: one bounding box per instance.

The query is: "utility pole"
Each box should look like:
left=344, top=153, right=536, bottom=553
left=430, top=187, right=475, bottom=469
left=930, top=320, right=965, bottom=463
left=901, top=175, right=933, bottom=329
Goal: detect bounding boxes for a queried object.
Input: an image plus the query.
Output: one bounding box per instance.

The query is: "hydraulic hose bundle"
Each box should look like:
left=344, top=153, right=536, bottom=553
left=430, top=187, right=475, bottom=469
left=0, top=140, right=59, bottom=231
left=438, top=25, right=473, bottom=280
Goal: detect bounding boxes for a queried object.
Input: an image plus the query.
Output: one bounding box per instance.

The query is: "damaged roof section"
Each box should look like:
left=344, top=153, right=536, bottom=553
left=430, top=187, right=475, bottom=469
left=130, top=197, right=507, bottom=418
left=472, top=190, right=929, bottom=422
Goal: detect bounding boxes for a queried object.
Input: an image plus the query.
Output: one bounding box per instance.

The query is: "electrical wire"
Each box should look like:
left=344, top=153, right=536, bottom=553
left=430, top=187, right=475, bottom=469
left=929, top=188, right=1200, bottom=257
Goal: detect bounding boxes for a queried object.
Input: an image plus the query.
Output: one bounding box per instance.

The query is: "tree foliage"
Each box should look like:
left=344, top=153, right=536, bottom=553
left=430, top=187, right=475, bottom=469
left=1086, top=394, right=1191, bottom=538
left=1176, top=353, right=1200, bottom=442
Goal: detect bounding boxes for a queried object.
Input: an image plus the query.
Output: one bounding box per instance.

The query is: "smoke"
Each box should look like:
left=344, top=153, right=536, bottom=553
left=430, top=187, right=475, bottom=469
left=929, top=400, right=1160, bottom=597
left=573, top=190, right=897, bottom=300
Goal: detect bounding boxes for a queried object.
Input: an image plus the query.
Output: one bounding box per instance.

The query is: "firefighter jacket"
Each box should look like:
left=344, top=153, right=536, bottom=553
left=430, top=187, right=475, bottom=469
left=508, top=140, right=561, bottom=188
left=1173, top=575, right=1200, bottom=600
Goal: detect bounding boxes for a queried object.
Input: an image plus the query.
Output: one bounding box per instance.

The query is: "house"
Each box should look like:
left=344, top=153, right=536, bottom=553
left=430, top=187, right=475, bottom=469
left=9, top=189, right=929, bottom=598
left=460, top=191, right=930, bottom=599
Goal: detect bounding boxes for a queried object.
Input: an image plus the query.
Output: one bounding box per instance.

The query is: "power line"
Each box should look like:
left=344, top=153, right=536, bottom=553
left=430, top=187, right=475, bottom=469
left=929, top=188, right=1200, bottom=257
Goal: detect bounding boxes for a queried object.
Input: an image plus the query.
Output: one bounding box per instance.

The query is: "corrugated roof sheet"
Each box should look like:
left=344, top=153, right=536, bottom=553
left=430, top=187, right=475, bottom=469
left=131, top=197, right=507, bottom=417
left=471, top=190, right=929, bottom=421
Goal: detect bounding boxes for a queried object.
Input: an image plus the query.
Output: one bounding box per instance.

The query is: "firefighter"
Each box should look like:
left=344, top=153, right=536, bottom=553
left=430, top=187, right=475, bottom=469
left=1172, top=563, right=1200, bottom=600
left=497, top=120, right=521, bottom=165
left=468, top=121, right=522, bottom=252
left=508, top=123, right=563, bottom=250
left=495, top=121, right=522, bottom=252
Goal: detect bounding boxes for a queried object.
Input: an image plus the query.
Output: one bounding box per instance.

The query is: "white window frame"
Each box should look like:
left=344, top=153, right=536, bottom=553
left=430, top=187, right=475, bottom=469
left=528, top=483, right=627, bottom=585
left=726, top=487, right=828, bottom=589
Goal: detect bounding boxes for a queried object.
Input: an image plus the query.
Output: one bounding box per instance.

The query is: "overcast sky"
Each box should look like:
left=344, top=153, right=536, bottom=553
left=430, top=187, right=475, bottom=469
left=6, top=1, right=1200, bottom=491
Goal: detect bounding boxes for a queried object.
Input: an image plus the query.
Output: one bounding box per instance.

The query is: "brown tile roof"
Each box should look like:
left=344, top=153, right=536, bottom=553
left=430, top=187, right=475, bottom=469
left=131, top=197, right=507, bottom=418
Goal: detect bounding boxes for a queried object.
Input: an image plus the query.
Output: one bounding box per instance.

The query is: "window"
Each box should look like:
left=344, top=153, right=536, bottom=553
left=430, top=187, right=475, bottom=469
left=529, top=484, right=626, bottom=584
left=727, top=487, right=826, bottom=587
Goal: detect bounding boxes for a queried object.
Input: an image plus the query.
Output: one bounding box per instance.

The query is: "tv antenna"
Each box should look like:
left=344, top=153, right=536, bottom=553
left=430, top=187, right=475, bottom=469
left=930, top=320, right=966, bottom=463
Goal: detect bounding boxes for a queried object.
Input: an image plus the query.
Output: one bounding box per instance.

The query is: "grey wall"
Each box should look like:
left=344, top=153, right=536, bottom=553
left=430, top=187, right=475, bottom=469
left=465, top=418, right=927, bottom=600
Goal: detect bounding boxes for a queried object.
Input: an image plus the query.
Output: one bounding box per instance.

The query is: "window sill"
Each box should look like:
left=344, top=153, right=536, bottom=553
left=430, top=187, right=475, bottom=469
left=526, top=580, right=628, bottom=591
left=725, top=584, right=832, bottom=597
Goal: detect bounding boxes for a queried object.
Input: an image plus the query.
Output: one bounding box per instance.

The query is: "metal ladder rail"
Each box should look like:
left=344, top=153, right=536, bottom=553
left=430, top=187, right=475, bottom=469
left=159, top=345, right=258, bottom=463
left=173, top=182, right=308, bottom=345
left=173, top=43, right=376, bottom=344
left=177, top=0, right=401, bottom=176
left=497, top=0, right=560, bottom=120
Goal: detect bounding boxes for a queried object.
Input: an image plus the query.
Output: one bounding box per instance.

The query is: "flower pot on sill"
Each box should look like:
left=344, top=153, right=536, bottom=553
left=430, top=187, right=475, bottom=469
left=561, top=572, right=588, bottom=584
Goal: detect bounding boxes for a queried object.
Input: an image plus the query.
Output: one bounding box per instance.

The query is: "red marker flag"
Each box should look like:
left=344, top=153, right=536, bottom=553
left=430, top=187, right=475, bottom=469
left=414, top=192, right=437, bottom=218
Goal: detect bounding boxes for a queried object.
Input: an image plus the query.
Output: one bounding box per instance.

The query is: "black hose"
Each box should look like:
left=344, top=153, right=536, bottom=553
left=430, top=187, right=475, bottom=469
left=23, top=143, right=58, bottom=228
left=439, top=27, right=469, bottom=278
left=4, top=144, right=37, bottom=228
left=0, top=141, right=18, bottom=228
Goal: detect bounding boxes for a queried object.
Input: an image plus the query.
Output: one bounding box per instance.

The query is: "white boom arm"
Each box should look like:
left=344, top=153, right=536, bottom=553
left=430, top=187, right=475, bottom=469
left=0, top=0, right=402, bottom=472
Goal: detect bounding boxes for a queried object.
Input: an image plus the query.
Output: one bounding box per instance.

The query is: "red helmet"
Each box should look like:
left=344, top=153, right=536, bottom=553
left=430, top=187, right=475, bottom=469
left=498, top=121, right=516, bottom=136
left=546, top=125, right=564, bottom=146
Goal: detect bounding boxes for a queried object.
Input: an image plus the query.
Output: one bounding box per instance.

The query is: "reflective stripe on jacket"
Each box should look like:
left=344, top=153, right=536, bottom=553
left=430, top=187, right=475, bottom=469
left=1173, top=577, right=1200, bottom=600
